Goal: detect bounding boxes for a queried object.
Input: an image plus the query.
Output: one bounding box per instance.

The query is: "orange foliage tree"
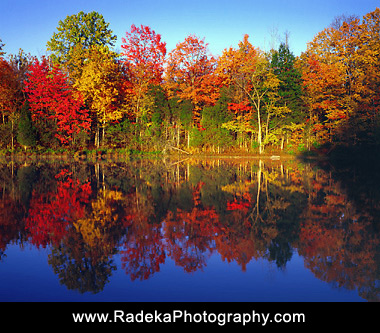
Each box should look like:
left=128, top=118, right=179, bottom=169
left=165, top=35, right=220, bottom=125
left=299, top=8, right=380, bottom=146
left=0, top=57, right=23, bottom=149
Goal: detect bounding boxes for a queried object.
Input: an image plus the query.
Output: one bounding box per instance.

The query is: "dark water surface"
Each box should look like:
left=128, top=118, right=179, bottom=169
left=0, top=156, right=378, bottom=302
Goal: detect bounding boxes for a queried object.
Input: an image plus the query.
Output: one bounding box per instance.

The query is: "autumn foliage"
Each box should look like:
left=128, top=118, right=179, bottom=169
left=0, top=8, right=379, bottom=153
left=24, top=57, right=90, bottom=146
left=299, top=8, right=380, bottom=146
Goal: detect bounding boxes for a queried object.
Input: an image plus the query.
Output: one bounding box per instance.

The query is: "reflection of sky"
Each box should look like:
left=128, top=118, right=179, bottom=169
left=0, top=244, right=364, bottom=301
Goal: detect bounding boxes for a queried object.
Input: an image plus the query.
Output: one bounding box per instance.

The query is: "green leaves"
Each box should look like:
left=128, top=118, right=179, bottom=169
left=47, top=11, right=117, bottom=64
left=17, top=100, right=37, bottom=149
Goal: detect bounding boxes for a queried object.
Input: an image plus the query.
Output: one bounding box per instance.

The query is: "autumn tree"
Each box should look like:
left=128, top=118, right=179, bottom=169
left=8, top=49, right=34, bottom=94
left=24, top=56, right=91, bottom=147
left=298, top=53, right=345, bottom=144
left=218, top=34, right=286, bottom=153
left=356, top=8, right=380, bottom=145
left=165, top=35, right=220, bottom=148
left=74, top=46, right=129, bottom=148
left=121, top=24, right=167, bottom=123
left=0, top=57, right=23, bottom=149
left=299, top=8, right=380, bottom=147
left=47, top=11, right=117, bottom=65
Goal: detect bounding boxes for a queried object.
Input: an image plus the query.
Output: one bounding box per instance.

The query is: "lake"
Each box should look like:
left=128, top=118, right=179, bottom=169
left=0, top=155, right=378, bottom=302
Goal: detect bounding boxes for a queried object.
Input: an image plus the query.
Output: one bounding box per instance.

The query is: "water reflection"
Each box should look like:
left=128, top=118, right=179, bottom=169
left=0, top=156, right=379, bottom=300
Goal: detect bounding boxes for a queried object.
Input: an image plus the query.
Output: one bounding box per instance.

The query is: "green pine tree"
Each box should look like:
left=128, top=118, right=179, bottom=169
left=17, top=100, right=37, bottom=150
left=270, top=43, right=304, bottom=122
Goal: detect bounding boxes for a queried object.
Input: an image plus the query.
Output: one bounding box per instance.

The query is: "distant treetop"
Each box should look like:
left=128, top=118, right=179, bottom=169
left=46, top=11, right=117, bottom=64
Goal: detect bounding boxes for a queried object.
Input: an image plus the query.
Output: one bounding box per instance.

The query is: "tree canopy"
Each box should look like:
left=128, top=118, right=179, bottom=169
left=46, top=11, right=117, bottom=64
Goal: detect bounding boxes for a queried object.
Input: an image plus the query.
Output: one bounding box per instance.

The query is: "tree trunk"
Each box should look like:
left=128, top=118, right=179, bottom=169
left=95, top=126, right=100, bottom=149
left=11, top=119, right=14, bottom=151
left=257, top=101, right=263, bottom=154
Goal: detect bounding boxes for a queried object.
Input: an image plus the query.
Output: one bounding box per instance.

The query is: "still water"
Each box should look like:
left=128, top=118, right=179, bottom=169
left=0, top=156, right=378, bottom=301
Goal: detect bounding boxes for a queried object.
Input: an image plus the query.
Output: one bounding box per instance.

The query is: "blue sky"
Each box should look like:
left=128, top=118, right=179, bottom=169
left=0, top=0, right=379, bottom=58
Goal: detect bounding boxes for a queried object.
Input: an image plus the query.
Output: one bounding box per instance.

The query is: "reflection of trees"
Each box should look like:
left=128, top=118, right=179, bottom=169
left=118, top=173, right=167, bottom=281
left=1, top=158, right=380, bottom=300
left=25, top=170, right=91, bottom=247
left=24, top=166, right=128, bottom=293
left=120, top=223, right=166, bottom=281
left=216, top=160, right=305, bottom=270
left=298, top=166, right=380, bottom=301
left=74, top=189, right=127, bottom=261
left=0, top=196, right=25, bottom=258
left=48, top=242, right=116, bottom=294
left=164, top=182, right=221, bottom=273
left=0, top=162, right=34, bottom=258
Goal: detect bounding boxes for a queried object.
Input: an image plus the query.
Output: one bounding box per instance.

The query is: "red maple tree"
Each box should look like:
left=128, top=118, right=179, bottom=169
left=24, top=57, right=91, bottom=145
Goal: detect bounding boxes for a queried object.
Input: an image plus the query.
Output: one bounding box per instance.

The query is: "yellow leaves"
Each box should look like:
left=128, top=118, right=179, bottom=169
left=73, top=45, right=127, bottom=126
left=221, top=116, right=253, bottom=134
left=74, top=189, right=124, bottom=251
left=221, top=181, right=251, bottom=196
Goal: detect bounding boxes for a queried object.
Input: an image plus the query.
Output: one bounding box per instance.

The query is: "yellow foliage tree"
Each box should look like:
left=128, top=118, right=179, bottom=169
left=74, top=45, right=130, bottom=147
left=217, top=35, right=285, bottom=153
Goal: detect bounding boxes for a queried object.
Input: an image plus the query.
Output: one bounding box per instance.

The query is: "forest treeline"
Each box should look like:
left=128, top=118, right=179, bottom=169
left=0, top=8, right=379, bottom=155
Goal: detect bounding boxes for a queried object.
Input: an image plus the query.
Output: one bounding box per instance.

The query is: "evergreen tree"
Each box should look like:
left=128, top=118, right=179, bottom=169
left=271, top=43, right=304, bottom=122
left=17, top=100, right=36, bottom=150
left=201, top=90, right=234, bottom=151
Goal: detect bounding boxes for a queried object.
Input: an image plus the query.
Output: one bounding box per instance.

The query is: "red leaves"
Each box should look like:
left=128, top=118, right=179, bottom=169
left=120, top=25, right=167, bottom=121
left=121, top=24, right=167, bottom=85
left=24, top=57, right=91, bottom=145
left=26, top=170, right=92, bottom=248
left=226, top=199, right=251, bottom=211
left=228, top=101, right=252, bottom=114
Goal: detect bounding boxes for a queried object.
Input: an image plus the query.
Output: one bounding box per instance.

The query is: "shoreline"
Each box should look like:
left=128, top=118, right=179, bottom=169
left=0, top=149, right=325, bottom=164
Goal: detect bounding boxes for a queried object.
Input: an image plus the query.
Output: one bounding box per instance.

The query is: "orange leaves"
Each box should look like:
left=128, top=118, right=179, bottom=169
left=217, top=34, right=259, bottom=88
left=0, top=57, right=21, bottom=118
left=299, top=8, right=380, bottom=145
left=164, top=35, right=220, bottom=122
